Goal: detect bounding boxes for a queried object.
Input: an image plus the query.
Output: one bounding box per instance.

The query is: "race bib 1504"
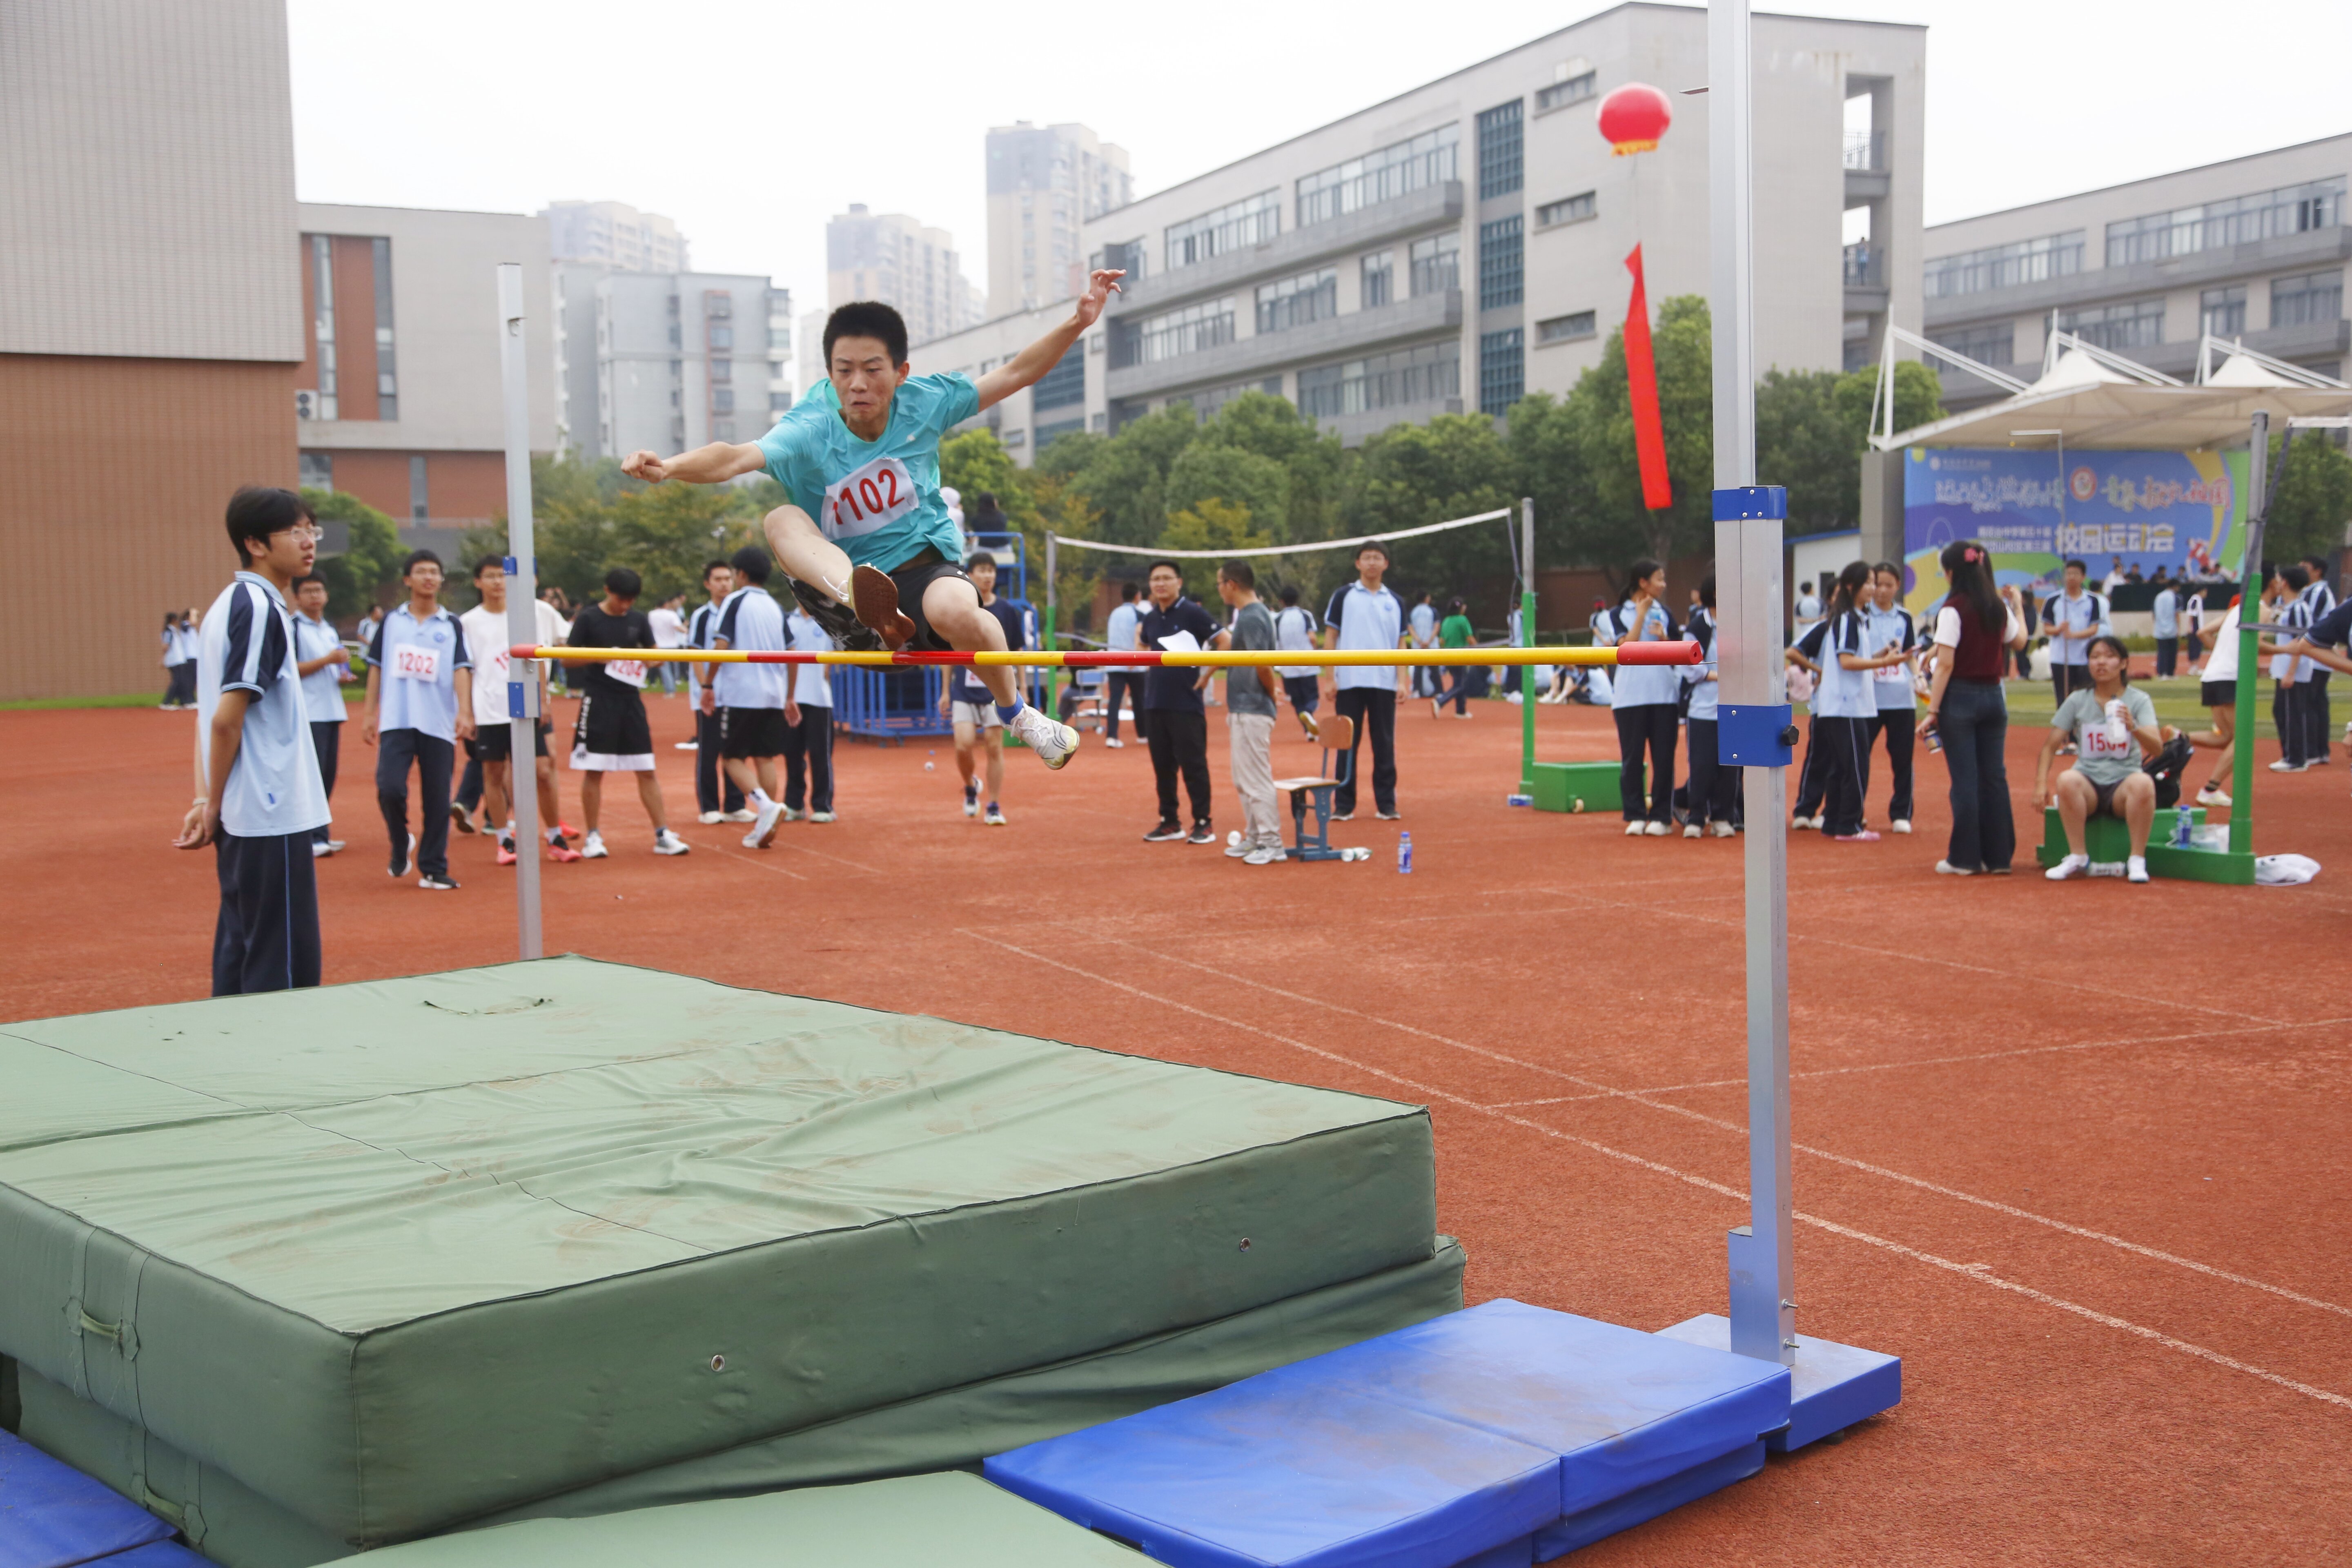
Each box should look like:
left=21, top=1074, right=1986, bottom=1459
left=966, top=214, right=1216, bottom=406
left=823, top=455, right=918, bottom=541
left=393, top=644, right=442, bottom=682
left=605, top=659, right=648, bottom=689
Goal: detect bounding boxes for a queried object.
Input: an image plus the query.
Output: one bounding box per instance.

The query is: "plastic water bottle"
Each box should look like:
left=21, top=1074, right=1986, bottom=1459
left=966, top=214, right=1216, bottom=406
left=2172, top=812, right=2194, bottom=849
left=1396, top=832, right=1413, bottom=874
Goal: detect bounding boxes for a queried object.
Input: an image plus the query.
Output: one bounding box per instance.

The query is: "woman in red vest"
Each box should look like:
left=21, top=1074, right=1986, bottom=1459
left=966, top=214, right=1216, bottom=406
left=1919, top=541, right=2030, bottom=875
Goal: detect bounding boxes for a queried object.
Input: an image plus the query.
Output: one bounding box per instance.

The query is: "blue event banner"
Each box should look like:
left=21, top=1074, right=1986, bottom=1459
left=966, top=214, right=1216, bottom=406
left=1900, top=446, right=2249, bottom=607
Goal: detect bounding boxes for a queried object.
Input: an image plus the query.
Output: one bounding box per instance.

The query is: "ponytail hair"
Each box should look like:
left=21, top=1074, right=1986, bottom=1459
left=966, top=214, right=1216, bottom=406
left=1940, top=539, right=2003, bottom=631
left=1826, top=560, right=1872, bottom=619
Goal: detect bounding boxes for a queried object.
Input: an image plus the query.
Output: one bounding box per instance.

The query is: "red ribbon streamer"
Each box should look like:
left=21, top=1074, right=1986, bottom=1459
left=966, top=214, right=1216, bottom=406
left=1623, top=245, right=1673, bottom=513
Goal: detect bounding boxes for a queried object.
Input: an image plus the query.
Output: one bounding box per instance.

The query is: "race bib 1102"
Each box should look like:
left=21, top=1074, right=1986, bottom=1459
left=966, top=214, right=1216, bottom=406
left=823, top=455, right=918, bottom=541
left=393, top=644, right=442, bottom=682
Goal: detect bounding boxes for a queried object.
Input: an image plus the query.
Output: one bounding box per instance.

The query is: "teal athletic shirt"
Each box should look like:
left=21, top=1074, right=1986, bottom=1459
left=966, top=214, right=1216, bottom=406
left=755, top=372, right=980, bottom=572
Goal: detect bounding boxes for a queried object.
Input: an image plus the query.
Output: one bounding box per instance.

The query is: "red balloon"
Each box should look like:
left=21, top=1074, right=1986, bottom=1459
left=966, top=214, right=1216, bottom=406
left=1597, top=83, right=1672, bottom=155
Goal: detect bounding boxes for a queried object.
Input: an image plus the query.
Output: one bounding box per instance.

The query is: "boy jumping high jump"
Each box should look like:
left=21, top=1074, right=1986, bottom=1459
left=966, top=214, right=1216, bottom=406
left=622, top=274, right=1125, bottom=770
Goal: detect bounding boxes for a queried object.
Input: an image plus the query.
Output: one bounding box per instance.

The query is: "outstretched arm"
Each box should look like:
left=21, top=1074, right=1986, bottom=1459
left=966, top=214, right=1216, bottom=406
left=975, top=270, right=1124, bottom=411
left=621, top=442, right=766, bottom=486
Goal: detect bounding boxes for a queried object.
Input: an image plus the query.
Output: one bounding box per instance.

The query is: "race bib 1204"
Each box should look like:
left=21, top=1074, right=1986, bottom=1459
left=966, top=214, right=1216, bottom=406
left=605, top=659, right=648, bottom=689
left=393, top=644, right=442, bottom=682
left=823, top=455, right=918, bottom=541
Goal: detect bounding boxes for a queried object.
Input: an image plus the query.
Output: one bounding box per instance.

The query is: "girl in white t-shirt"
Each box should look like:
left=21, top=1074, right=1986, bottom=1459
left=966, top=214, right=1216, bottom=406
left=1797, top=562, right=1910, bottom=841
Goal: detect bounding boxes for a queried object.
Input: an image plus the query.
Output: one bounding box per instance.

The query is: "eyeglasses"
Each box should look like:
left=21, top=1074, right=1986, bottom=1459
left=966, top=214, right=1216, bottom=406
left=280, top=525, right=324, bottom=542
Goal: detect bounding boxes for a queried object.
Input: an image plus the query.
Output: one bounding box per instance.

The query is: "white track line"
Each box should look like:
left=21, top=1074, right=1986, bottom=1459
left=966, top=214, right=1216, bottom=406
left=1109, top=940, right=2352, bottom=1323
left=697, top=840, right=807, bottom=880
left=962, top=931, right=2352, bottom=1414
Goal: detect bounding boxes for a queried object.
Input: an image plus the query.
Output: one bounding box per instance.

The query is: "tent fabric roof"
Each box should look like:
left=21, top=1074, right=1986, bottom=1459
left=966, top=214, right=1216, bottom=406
left=1881, top=375, right=2352, bottom=452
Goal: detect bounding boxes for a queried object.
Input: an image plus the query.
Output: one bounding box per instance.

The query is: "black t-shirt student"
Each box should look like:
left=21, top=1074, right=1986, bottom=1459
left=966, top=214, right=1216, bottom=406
left=1138, top=596, right=1218, bottom=713
left=565, top=605, right=655, bottom=699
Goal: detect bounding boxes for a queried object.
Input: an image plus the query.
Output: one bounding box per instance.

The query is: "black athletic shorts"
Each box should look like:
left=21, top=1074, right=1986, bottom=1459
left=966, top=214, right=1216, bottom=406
left=473, top=719, right=549, bottom=763
left=887, top=547, right=977, bottom=653
left=2201, top=679, right=2236, bottom=708
left=2088, top=775, right=2132, bottom=820
left=1283, top=675, right=1321, bottom=710
left=719, top=705, right=788, bottom=759
left=573, top=687, right=654, bottom=766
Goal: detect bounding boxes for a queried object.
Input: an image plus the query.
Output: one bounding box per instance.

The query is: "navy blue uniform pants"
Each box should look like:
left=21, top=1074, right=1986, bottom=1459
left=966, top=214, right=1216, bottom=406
left=213, top=830, right=321, bottom=996
left=377, top=728, right=454, bottom=878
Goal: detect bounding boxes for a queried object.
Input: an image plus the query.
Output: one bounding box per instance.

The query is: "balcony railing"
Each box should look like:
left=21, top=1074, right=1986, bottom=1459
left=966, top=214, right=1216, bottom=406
left=1842, top=130, right=1886, bottom=173
left=1842, top=244, right=1885, bottom=288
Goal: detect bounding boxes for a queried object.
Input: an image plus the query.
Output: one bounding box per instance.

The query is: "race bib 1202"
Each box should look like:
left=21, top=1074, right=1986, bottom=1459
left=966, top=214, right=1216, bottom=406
left=393, top=644, right=442, bottom=682
left=823, top=455, right=918, bottom=541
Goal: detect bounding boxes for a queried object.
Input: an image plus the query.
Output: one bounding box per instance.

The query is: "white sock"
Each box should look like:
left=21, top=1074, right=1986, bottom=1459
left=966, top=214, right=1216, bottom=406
left=750, top=787, right=772, bottom=806
left=2128, top=855, right=2147, bottom=875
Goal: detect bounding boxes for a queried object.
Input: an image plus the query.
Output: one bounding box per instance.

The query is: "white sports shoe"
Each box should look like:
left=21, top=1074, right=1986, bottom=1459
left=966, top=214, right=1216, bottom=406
left=1644, top=820, right=1670, bottom=836
left=1011, top=704, right=1080, bottom=769
left=1682, top=823, right=1701, bottom=838
left=1624, top=820, right=1646, bottom=836
left=653, top=829, right=691, bottom=856
left=721, top=808, right=758, bottom=823
left=745, top=797, right=782, bottom=849
left=1891, top=819, right=1912, bottom=835
left=1244, top=843, right=1285, bottom=865
left=697, top=810, right=724, bottom=825
left=808, top=810, right=837, bottom=823
left=2126, top=855, right=2149, bottom=883
left=581, top=830, right=609, bottom=859
left=2045, top=853, right=2089, bottom=881
left=2195, top=785, right=2231, bottom=807
left=1709, top=820, right=1735, bottom=838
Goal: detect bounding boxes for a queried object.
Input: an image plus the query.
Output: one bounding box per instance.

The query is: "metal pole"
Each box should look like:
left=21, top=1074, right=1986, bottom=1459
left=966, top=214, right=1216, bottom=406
left=1520, top=497, right=1537, bottom=795
left=1044, top=533, right=1059, bottom=718
left=1711, top=0, right=1794, bottom=1369
left=497, top=263, right=544, bottom=961
left=2231, top=414, right=2270, bottom=858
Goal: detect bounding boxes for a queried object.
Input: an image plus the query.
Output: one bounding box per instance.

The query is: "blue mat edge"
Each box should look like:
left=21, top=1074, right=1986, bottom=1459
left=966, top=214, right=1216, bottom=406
left=0, top=1430, right=178, bottom=1568
left=1652, top=1314, right=1901, bottom=1452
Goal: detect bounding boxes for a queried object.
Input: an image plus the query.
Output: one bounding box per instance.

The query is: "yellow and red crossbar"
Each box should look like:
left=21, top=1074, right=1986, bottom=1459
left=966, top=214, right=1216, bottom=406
left=510, top=643, right=1702, bottom=668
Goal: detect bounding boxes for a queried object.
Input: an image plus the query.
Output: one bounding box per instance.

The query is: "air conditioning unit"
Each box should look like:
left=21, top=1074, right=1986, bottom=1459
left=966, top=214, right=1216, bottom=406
left=295, top=388, right=318, bottom=421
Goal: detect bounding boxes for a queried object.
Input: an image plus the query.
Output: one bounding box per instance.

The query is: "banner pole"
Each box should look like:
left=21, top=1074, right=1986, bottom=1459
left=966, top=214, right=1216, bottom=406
left=496, top=263, right=543, bottom=961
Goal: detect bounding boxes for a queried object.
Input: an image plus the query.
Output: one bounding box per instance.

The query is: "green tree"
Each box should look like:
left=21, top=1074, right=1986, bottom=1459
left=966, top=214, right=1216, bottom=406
left=1064, top=404, right=1199, bottom=546
left=1344, top=414, right=1520, bottom=620
left=1160, top=499, right=1272, bottom=595
left=463, top=453, right=764, bottom=610
left=1194, top=392, right=1345, bottom=544
left=303, top=488, right=403, bottom=620
left=2266, top=431, right=2352, bottom=565
left=1557, top=294, right=1715, bottom=570
left=1829, top=359, right=1944, bottom=453
left=1504, top=392, right=1591, bottom=571
left=1753, top=370, right=1853, bottom=533
left=1165, top=442, right=1291, bottom=533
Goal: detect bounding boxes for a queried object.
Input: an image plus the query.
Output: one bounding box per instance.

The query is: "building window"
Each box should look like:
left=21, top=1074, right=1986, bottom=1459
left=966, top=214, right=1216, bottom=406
left=1165, top=193, right=1280, bottom=270
left=1094, top=238, right=1149, bottom=283
left=1256, top=267, right=1338, bottom=334
left=1928, top=323, right=2016, bottom=367
left=408, top=455, right=428, bottom=521
left=708, top=324, right=733, bottom=350
left=1297, top=341, right=1461, bottom=419
left=1535, top=71, right=1597, bottom=113
left=1185, top=378, right=1289, bottom=421
left=1476, top=100, right=1523, bottom=199
left=715, top=420, right=734, bottom=440
left=1535, top=312, right=1597, bottom=345
left=1035, top=417, right=1087, bottom=451
left=1478, top=216, right=1524, bottom=310
left=1410, top=232, right=1461, bottom=296
left=1295, top=125, right=1460, bottom=227
left=2106, top=177, right=2344, bottom=267
left=770, top=391, right=794, bottom=414
left=1032, top=348, right=1086, bottom=410
left=1362, top=251, right=1394, bottom=309
left=1922, top=232, right=2085, bottom=298
left=2272, top=270, right=2345, bottom=329
left=770, top=327, right=790, bottom=350
left=2056, top=297, right=2165, bottom=352
left=298, top=451, right=333, bottom=491
left=1004, top=428, right=1027, bottom=448
left=768, top=360, right=784, bottom=379
left=1116, top=297, right=1237, bottom=366
left=307, top=234, right=338, bottom=420
left=709, top=357, right=732, bottom=383
left=2200, top=285, right=2247, bottom=338
left=1535, top=192, right=1596, bottom=229
left=705, top=292, right=732, bottom=318
left=713, top=388, right=736, bottom=414
left=1479, top=329, right=1525, bottom=414
left=372, top=236, right=398, bottom=420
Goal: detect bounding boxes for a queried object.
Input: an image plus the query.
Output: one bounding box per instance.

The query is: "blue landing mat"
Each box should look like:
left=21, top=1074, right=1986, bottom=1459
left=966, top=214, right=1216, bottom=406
left=1654, top=1315, right=1901, bottom=1452
left=0, top=1431, right=176, bottom=1568
left=986, top=1299, right=1789, bottom=1568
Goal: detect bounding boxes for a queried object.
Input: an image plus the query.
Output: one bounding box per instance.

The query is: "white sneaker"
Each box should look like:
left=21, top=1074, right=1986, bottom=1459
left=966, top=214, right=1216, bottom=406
left=1225, top=831, right=1252, bottom=857
left=1682, top=823, right=1701, bottom=838
left=745, top=796, right=782, bottom=849
left=782, top=806, right=805, bottom=822
left=653, top=829, right=690, bottom=855
left=1011, top=704, right=1080, bottom=768
left=1104, top=737, right=1124, bottom=748
left=962, top=785, right=980, bottom=818
left=720, top=808, right=757, bottom=823
left=984, top=804, right=1007, bottom=825
left=581, top=830, right=609, bottom=859
left=1891, top=819, right=1912, bottom=835
left=1935, top=860, right=1977, bottom=875
left=2195, top=785, right=2231, bottom=807
left=1624, top=820, right=1646, bottom=836
left=312, top=840, right=335, bottom=858
left=698, top=810, right=724, bottom=825
left=672, top=740, right=697, bottom=751
left=808, top=810, right=836, bottom=823
left=1245, top=844, right=1285, bottom=865
left=2126, top=855, right=2149, bottom=883
left=1709, top=820, right=1735, bottom=838
left=1791, top=815, right=1816, bottom=831
left=1644, top=820, right=1670, bottom=836
left=2045, top=853, right=2089, bottom=881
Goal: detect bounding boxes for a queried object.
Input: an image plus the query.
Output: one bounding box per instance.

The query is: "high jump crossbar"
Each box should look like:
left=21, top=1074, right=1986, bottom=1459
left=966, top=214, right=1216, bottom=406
left=511, top=643, right=1700, bottom=669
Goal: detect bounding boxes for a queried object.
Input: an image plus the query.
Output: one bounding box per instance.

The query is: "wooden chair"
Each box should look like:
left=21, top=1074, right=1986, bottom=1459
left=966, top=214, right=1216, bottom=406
left=1274, top=713, right=1356, bottom=862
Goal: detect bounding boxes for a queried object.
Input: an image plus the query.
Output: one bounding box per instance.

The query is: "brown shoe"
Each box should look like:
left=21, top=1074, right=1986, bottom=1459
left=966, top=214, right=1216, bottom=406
left=850, top=564, right=916, bottom=650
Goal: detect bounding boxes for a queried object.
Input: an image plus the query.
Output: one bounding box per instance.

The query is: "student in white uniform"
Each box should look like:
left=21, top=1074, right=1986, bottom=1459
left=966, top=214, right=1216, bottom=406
left=2261, top=565, right=2319, bottom=772
left=457, top=557, right=579, bottom=864
left=160, top=610, right=195, bottom=708
left=782, top=597, right=837, bottom=822
left=687, top=560, right=748, bottom=822
left=2298, top=556, right=2336, bottom=764
left=1793, top=562, right=1908, bottom=842
left=648, top=591, right=689, bottom=697
left=175, top=488, right=330, bottom=993
left=289, top=572, right=349, bottom=857
left=1864, top=561, right=1920, bottom=834
left=362, top=550, right=474, bottom=889
left=2040, top=559, right=2109, bottom=708
left=1103, top=582, right=1148, bottom=748
left=710, top=545, right=794, bottom=849
left=2186, top=592, right=2244, bottom=806
left=1604, top=559, right=1680, bottom=835
left=1679, top=574, right=1737, bottom=837
left=1273, top=586, right=1321, bottom=738
left=1321, top=543, right=1405, bottom=820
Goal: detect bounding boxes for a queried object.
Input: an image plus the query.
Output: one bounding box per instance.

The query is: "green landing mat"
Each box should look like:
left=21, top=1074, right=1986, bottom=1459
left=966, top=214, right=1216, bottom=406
left=0, top=958, right=1439, bottom=1555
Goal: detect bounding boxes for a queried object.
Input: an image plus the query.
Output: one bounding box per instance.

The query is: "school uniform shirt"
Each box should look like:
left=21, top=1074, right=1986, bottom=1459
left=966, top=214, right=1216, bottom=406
left=2151, top=589, right=2179, bottom=640
left=1274, top=604, right=1319, bottom=678
left=2204, top=600, right=2243, bottom=684
left=1810, top=610, right=1876, bottom=718
left=292, top=610, right=347, bottom=724
left=2273, top=594, right=2316, bottom=683
left=198, top=573, right=330, bottom=838
left=2041, top=588, right=2108, bottom=666
left=648, top=605, right=687, bottom=650
left=754, top=373, right=978, bottom=573
left=1684, top=606, right=1720, bottom=723
left=2183, top=595, right=2207, bottom=636
left=1105, top=599, right=1145, bottom=673
left=1408, top=603, right=1437, bottom=648
left=1604, top=599, right=1678, bottom=707
left=1323, top=580, right=1405, bottom=693
left=947, top=597, right=1024, bottom=706
left=367, top=602, right=470, bottom=741
left=1866, top=604, right=1918, bottom=713
left=711, top=586, right=788, bottom=709
left=784, top=609, right=834, bottom=706
left=1139, top=596, right=1219, bottom=712
left=459, top=599, right=566, bottom=728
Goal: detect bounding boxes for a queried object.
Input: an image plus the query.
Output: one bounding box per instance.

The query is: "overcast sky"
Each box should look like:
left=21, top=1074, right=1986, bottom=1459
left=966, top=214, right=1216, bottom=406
left=289, top=0, right=2351, bottom=327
